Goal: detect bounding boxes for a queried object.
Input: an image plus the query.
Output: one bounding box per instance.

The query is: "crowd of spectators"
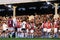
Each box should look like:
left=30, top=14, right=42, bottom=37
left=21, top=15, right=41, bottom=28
left=0, top=14, right=60, bottom=38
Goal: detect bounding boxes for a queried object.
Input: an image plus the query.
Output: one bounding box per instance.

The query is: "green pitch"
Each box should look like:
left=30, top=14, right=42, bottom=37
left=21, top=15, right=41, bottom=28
left=0, top=38, right=60, bottom=40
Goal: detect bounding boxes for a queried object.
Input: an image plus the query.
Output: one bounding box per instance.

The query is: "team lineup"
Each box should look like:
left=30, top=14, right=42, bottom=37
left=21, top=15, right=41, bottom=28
left=0, top=14, right=60, bottom=38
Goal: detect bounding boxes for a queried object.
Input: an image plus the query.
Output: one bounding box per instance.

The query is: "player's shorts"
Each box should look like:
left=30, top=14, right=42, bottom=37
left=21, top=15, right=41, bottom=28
left=47, top=28, right=51, bottom=33
left=26, top=29, right=29, bottom=33
left=58, top=30, right=60, bottom=35
left=8, top=27, right=14, bottom=31
left=43, top=28, right=47, bottom=32
left=59, top=30, right=60, bottom=32
left=54, top=28, right=58, bottom=33
left=30, top=30, right=34, bottom=33
left=17, top=28, right=22, bottom=32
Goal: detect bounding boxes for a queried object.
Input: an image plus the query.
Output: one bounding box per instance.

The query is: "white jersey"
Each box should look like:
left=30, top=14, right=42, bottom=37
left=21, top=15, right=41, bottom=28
left=13, top=17, right=17, bottom=27
left=2, top=23, right=8, bottom=30
left=21, top=21, right=26, bottom=28
left=13, top=17, right=16, bottom=23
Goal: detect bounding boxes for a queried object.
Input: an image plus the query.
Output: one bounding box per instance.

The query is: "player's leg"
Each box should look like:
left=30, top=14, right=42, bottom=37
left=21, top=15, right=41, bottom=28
left=54, top=28, right=58, bottom=38
left=47, top=28, right=51, bottom=38
left=43, top=28, right=47, bottom=38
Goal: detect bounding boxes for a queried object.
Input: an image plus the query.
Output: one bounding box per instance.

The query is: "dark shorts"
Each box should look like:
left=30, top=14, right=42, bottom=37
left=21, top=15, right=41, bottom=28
left=2, top=30, right=5, bottom=33
left=22, top=28, right=26, bottom=33
left=22, top=28, right=26, bottom=30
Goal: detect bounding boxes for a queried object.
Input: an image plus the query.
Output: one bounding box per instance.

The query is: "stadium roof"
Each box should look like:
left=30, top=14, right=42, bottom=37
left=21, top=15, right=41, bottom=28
left=0, top=0, right=59, bottom=5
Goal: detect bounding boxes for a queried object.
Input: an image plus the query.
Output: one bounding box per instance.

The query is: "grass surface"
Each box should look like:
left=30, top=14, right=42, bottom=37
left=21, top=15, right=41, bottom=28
left=0, top=38, right=60, bottom=40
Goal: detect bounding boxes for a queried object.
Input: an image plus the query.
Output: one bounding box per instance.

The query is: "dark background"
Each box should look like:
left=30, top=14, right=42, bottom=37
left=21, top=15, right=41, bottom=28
left=0, top=1, right=60, bottom=16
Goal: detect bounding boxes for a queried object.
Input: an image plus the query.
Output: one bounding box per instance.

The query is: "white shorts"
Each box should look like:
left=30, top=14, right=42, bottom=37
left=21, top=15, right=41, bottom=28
left=26, top=29, right=29, bottom=33
left=30, top=30, right=34, bottom=33
left=59, top=30, right=60, bottom=32
left=8, top=27, right=14, bottom=31
left=17, top=28, right=21, bottom=32
left=54, top=28, right=57, bottom=33
left=47, top=28, right=51, bottom=33
left=43, top=28, right=47, bottom=32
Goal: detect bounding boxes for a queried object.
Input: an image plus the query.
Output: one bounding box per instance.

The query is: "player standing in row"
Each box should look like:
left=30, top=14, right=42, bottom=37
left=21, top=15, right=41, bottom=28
left=46, top=20, right=52, bottom=38
left=42, top=20, right=47, bottom=38
left=53, top=18, right=59, bottom=38
left=8, top=17, right=14, bottom=32
left=42, top=20, right=52, bottom=38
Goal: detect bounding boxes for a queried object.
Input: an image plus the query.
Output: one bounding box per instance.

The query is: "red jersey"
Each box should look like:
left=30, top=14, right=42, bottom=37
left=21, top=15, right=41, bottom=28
left=54, top=22, right=58, bottom=28
left=30, top=27, right=35, bottom=30
left=25, top=23, right=30, bottom=29
left=43, top=23, right=47, bottom=28
left=47, top=22, right=51, bottom=29
left=8, top=19, right=13, bottom=27
left=16, top=21, right=21, bottom=28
